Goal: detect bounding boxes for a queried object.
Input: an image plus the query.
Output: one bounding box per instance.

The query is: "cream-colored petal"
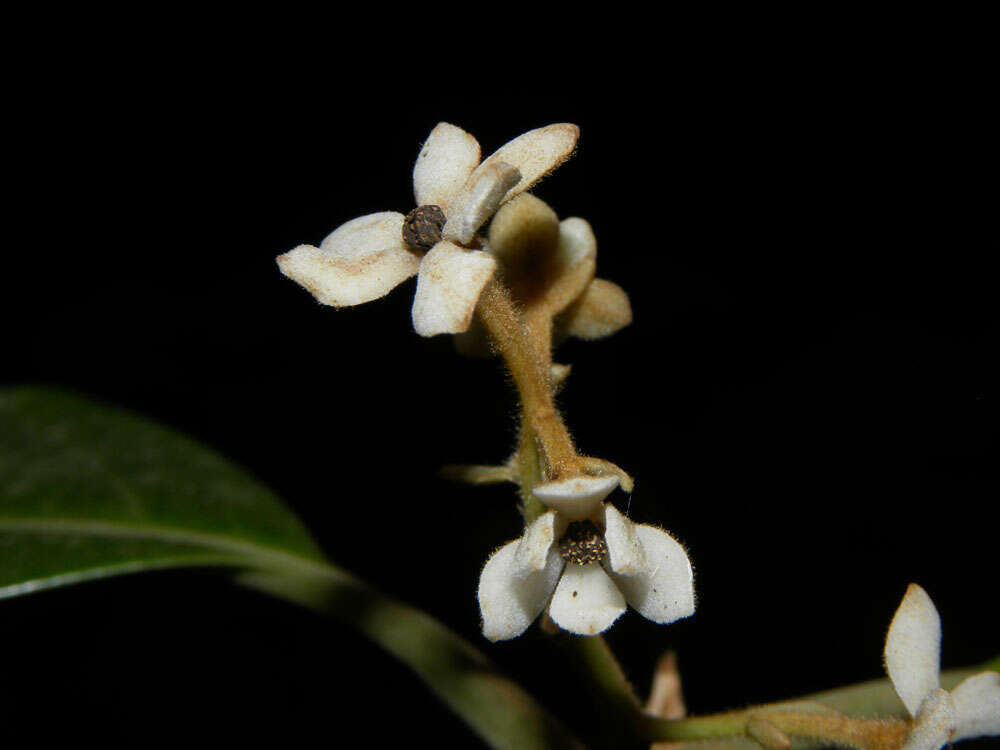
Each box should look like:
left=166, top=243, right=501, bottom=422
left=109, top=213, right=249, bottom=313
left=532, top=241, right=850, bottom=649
left=513, top=511, right=558, bottom=577
left=411, top=240, right=496, bottom=337
left=543, top=217, right=598, bottom=314
left=603, top=504, right=644, bottom=575
left=608, top=524, right=695, bottom=625
left=487, top=195, right=596, bottom=314
left=885, top=583, right=942, bottom=718
left=478, top=536, right=564, bottom=642
left=276, top=212, right=419, bottom=307
left=951, top=671, right=1000, bottom=741
left=548, top=562, right=626, bottom=636
left=488, top=193, right=561, bottom=271
left=562, top=278, right=633, bottom=340
left=442, top=161, right=521, bottom=245
left=903, top=689, right=956, bottom=750
left=473, top=123, right=579, bottom=202
left=413, top=122, right=481, bottom=211
left=532, top=475, right=619, bottom=520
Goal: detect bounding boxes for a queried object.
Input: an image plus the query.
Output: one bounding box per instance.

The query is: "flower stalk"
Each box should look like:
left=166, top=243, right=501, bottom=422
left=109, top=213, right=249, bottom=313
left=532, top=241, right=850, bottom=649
left=642, top=709, right=909, bottom=749
left=273, top=119, right=997, bottom=749
left=475, top=261, right=649, bottom=742
left=475, top=276, right=580, bottom=480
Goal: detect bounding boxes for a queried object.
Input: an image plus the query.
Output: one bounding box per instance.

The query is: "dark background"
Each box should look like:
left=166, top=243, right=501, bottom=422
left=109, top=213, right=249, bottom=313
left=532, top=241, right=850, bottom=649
left=4, top=42, right=996, bottom=747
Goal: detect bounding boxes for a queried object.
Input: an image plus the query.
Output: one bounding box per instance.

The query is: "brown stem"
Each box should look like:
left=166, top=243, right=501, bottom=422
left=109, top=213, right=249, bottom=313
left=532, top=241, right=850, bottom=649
left=762, top=711, right=909, bottom=749
left=476, top=277, right=578, bottom=478
left=642, top=708, right=910, bottom=750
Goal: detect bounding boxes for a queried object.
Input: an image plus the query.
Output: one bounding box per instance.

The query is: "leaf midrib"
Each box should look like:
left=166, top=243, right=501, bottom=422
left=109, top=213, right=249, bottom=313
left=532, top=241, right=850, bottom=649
left=0, top=517, right=335, bottom=579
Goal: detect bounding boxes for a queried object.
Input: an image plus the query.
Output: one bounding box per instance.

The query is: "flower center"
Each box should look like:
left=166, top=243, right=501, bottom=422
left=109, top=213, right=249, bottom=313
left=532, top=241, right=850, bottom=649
left=402, top=204, right=446, bottom=250
left=558, top=520, right=607, bottom=565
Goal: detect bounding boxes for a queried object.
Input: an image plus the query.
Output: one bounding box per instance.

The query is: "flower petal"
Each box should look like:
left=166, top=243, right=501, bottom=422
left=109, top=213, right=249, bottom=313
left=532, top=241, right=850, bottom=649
left=488, top=193, right=561, bottom=278
left=413, top=122, right=481, bottom=211
left=411, top=240, right=497, bottom=337
left=487, top=196, right=596, bottom=315
left=885, top=583, right=942, bottom=718
left=548, top=562, right=626, bottom=636
left=442, top=161, right=521, bottom=245
left=513, top=511, right=559, bottom=577
left=950, top=671, right=1000, bottom=741
left=561, top=278, right=633, bottom=340
left=532, top=475, right=619, bottom=520
left=903, top=689, right=956, bottom=750
left=608, top=524, right=695, bottom=625
left=473, top=123, right=579, bottom=203
left=542, top=217, right=598, bottom=315
left=478, top=536, right=563, bottom=642
left=276, top=212, right=419, bottom=307
left=603, top=504, right=645, bottom=575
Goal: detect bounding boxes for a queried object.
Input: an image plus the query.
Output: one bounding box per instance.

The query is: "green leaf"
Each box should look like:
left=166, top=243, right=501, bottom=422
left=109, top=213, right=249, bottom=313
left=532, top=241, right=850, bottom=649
left=0, top=386, right=327, bottom=596
left=240, top=570, right=584, bottom=749
left=0, top=387, right=581, bottom=748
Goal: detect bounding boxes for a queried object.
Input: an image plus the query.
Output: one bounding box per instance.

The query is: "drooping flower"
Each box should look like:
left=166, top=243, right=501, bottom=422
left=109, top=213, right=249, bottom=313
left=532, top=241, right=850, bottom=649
left=884, top=583, right=1000, bottom=750
left=477, top=475, right=695, bottom=641
left=454, top=193, right=632, bottom=357
left=276, top=122, right=579, bottom=337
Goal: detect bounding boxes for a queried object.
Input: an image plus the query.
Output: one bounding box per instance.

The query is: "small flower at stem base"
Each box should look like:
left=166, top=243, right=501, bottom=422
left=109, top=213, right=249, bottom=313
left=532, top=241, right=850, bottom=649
left=884, top=583, right=1000, bottom=749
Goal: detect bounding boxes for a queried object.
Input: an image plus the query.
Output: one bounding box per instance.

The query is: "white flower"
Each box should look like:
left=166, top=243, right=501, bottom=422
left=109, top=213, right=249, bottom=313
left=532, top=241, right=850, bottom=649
left=884, top=583, right=1000, bottom=750
left=477, top=476, right=695, bottom=641
left=453, top=194, right=633, bottom=358
left=276, top=122, right=579, bottom=337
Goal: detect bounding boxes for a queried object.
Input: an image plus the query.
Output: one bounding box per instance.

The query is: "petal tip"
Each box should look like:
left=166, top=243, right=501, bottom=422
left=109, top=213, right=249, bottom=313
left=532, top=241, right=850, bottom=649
left=885, top=582, right=943, bottom=718
left=548, top=563, right=626, bottom=635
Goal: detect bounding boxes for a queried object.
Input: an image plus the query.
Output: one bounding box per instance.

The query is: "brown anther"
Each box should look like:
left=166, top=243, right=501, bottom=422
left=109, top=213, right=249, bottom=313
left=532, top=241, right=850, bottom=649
left=402, top=204, right=446, bottom=250
left=558, top=520, right=607, bottom=565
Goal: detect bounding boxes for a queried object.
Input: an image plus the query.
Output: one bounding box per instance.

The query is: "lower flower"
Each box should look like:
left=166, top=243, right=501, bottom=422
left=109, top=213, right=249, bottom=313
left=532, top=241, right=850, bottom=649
left=884, top=583, right=1000, bottom=750
left=477, top=503, right=695, bottom=641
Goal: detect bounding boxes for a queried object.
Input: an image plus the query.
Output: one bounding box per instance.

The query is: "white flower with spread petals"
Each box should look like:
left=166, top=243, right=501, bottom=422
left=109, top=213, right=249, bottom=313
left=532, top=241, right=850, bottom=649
left=884, top=583, right=1000, bottom=750
left=276, top=122, right=579, bottom=337
left=477, top=476, right=695, bottom=641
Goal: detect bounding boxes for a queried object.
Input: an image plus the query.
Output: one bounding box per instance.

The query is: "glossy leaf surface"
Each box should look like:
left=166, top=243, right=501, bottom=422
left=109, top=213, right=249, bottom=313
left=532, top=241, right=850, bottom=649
left=0, top=387, right=580, bottom=748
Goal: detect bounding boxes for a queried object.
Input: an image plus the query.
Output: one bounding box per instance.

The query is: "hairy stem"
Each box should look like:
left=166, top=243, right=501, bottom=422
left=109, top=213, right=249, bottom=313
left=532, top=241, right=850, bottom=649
left=476, top=277, right=579, bottom=478
left=640, top=662, right=995, bottom=749
left=643, top=708, right=909, bottom=749
left=475, top=279, right=644, bottom=745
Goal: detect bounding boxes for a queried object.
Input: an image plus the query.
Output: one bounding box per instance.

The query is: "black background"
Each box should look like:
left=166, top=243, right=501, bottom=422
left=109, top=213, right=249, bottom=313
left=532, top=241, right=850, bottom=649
left=3, top=34, right=996, bottom=748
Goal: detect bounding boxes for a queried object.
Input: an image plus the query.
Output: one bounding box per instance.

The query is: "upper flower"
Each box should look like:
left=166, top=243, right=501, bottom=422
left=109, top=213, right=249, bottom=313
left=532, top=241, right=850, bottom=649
left=478, top=475, right=695, bottom=641
left=884, top=583, right=1000, bottom=750
left=454, top=193, right=633, bottom=357
left=276, top=122, right=579, bottom=337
